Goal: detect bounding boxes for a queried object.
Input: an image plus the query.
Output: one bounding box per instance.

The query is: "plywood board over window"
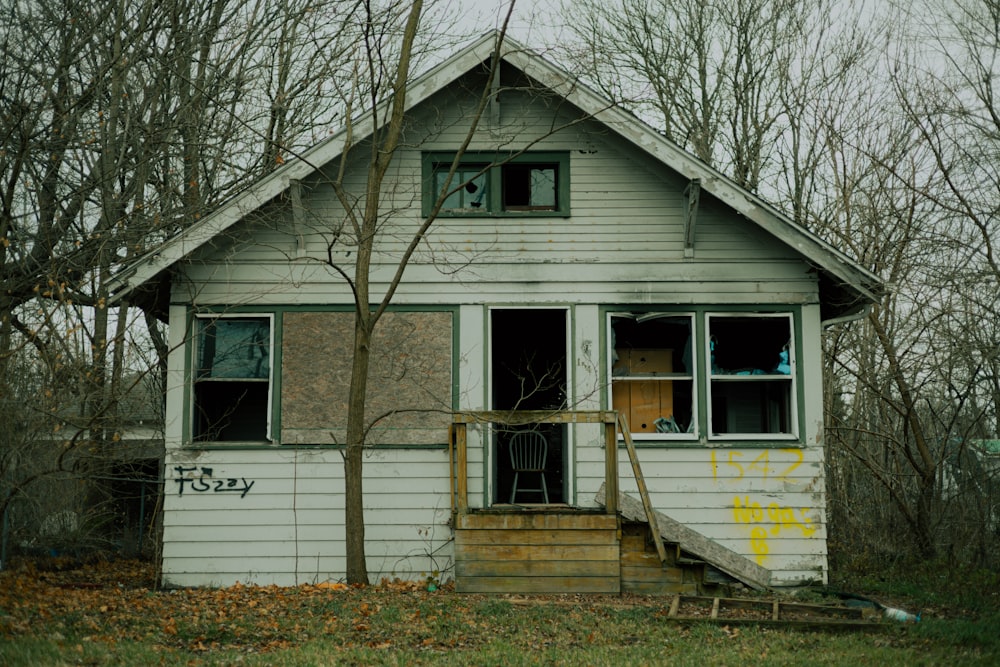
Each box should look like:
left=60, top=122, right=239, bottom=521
left=281, top=311, right=453, bottom=446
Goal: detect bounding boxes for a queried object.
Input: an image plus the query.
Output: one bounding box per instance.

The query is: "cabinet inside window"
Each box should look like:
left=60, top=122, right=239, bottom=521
left=611, top=315, right=694, bottom=435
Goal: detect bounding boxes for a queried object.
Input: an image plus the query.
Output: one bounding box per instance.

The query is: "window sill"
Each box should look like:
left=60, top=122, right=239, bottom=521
left=708, top=439, right=805, bottom=449
left=180, top=442, right=450, bottom=450
left=434, top=209, right=571, bottom=219
left=184, top=441, right=274, bottom=450
left=620, top=437, right=805, bottom=449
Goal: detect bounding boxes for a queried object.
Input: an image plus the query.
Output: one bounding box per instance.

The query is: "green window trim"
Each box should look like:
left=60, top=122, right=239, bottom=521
left=422, top=151, right=571, bottom=218
left=190, top=313, right=276, bottom=445
left=606, top=307, right=805, bottom=446
left=705, top=312, right=798, bottom=441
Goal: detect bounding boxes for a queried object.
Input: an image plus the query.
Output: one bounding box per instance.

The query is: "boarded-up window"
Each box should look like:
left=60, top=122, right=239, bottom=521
left=281, top=311, right=452, bottom=445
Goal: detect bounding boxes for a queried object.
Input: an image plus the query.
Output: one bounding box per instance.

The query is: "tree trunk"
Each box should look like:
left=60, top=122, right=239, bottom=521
left=344, top=311, right=372, bottom=584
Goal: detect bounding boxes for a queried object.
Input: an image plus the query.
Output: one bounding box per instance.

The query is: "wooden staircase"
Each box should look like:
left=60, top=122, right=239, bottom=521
left=603, top=413, right=772, bottom=595
left=620, top=520, right=702, bottom=595
left=449, top=412, right=772, bottom=596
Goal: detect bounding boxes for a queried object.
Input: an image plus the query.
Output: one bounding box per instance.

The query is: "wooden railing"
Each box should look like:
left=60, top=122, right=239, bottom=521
left=449, top=410, right=620, bottom=515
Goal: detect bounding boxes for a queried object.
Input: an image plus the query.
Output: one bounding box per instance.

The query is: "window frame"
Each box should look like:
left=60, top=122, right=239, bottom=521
left=191, top=313, right=275, bottom=444
left=606, top=308, right=802, bottom=444
left=608, top=312, right=698, bottom=441
left=422, top=151, right=571, bottom=218
left=705, top=312, right=798, bottom=442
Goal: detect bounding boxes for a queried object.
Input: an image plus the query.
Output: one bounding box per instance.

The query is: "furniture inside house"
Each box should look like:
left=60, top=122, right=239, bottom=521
left=509, top=430, right=550, bottom=503
left=613, top=348, right=674, bottom=433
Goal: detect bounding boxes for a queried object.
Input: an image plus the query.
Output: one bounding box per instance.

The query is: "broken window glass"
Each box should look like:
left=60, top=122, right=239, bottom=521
left=502, top=164, right=557, bottom=210
left=434, top=164, right=489, bottom=211
left=194, top=317, right=271, bottom=442
left=423, top=152, right=568, bottom=216
left=610, top=314, right=695, bottom=436
left=707, top=314, right=795, bottom=436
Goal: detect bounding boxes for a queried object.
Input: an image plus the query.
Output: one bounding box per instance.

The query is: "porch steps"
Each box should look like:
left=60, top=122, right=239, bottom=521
left=597, top=484, right=772, bottom=591
left=620, top=521, right=702, bottom=595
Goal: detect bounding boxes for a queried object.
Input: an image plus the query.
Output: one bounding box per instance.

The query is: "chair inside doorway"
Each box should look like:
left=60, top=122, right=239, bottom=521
left=508, top=429, right=549, bottom=503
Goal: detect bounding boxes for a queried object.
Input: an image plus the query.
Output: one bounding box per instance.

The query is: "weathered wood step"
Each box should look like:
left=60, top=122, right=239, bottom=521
left=454, top=509, right=621, bottom=594
left=597, top=484, right=772, bottom=590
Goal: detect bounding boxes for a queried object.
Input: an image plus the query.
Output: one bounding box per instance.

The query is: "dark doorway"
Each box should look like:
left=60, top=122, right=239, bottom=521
left=491, top=309, right=567, bottom=504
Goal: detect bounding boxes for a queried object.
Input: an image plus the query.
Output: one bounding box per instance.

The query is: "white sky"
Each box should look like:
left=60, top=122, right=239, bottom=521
left=437, top=0, right=564, bottom=47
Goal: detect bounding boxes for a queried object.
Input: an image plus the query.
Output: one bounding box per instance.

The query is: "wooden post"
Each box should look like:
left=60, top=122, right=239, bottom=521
left=456, top=422, right=468, bottom=513
left=448, top=425, right=455, bottom=513
left=604, top=418, right=618, bottom=515
left=618, top=413, right=669, bottom=565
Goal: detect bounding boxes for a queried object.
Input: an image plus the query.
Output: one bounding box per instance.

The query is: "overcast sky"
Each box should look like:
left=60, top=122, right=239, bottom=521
left=440, top=0, right=564, bottom=46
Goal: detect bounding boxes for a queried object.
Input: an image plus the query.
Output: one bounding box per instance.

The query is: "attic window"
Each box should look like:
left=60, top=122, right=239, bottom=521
left=434, top=164, right=489, bottom=211
left=502, top=163, right=558, bottom=210
left=193, top=316, right=272, bottom=443
left=423, top=151, right=569, bottom=217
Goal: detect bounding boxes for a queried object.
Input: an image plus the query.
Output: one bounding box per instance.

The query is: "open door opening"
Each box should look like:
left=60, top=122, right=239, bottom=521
left=490, top=308, right=567, bottom=504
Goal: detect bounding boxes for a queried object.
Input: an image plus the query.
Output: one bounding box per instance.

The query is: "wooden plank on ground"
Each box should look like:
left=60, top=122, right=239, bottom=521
left=669, top=595, right=681, bottom=617
left=596, top=484, right=772, bottom=590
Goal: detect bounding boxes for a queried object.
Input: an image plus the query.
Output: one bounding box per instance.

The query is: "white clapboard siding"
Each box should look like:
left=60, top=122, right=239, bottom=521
left=174, top=81, right=809, bottom=308
left=160, top=448, right=455, bottom=587
left=572, top=440, right=828, bottom=584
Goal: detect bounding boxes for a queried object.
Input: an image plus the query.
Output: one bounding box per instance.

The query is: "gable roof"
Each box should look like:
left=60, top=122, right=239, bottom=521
left=108, top=31, right=883, bottom=319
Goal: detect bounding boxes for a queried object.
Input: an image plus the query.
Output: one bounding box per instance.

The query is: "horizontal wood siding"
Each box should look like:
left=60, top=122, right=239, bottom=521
left=160, top=448, right=453, bottom=587
left=454, top=512, right=620, bottom=594
left=173, top=72, right=813, bottom=309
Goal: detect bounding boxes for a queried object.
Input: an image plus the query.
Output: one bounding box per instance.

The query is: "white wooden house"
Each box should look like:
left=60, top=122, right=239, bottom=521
left=109, top=34, right=881, bottom=592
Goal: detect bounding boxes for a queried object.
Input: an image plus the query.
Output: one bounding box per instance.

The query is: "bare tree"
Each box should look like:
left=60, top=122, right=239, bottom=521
left=0, top=0, right=364, bottom=557
left=821, top=0, right=1000, bottom=565
left=319, top=0, right=524, bottom=585
left=556, top=0, right=1000, bottom=568
left=560, top=0, right=871, bottom=193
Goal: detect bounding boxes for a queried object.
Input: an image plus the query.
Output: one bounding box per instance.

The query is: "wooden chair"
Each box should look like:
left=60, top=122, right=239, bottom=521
left=508, top=430, right=549, bottom=503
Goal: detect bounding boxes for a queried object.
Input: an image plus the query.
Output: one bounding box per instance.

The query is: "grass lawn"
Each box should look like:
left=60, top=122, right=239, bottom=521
left=1, top=558, right=997, bottom=666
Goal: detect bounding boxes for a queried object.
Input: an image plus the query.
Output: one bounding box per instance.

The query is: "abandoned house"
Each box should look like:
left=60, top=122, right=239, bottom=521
left=108, top=33, right=882, bottom=592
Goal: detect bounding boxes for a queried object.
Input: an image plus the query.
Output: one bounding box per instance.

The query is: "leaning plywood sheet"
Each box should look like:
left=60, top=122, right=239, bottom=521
left=596, top=484, right=771, bottom=591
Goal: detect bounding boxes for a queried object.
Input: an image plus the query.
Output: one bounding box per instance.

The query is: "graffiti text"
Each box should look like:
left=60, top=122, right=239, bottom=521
left=174, top=466, right=255, bottom=498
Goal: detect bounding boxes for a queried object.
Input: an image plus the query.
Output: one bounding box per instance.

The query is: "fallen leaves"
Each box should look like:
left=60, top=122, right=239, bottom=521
left=1, top=556, right=932, bottom=664
left=0, top=558, right=349, bottom=655
left=0, top=558, right=483, bottom=659
left=314, top=581, right=348, bottom=591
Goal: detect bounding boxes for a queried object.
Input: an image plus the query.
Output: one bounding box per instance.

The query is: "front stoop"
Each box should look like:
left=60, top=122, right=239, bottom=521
left=453, top=503, right=769, bottom=595
left=454, top=510, right=621, bottom=594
